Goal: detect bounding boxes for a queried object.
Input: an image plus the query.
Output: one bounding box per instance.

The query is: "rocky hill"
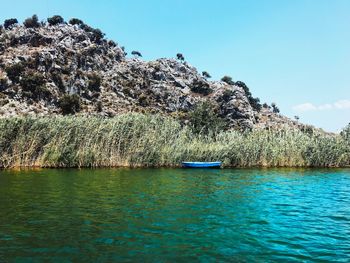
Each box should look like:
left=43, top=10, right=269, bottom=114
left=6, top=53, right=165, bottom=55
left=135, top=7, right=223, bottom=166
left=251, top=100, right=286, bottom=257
left=0, top=15, right=307, bottom=131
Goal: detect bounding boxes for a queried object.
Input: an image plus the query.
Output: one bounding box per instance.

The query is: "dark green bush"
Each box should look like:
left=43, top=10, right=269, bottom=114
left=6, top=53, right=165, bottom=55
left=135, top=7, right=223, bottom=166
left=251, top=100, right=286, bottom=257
left=138, top=93, right=150, bottom=106
left=88, top=73, right=101, bottom=91
left=108, top=40, right=117, bottom=47
left=69, top=18, right=83, bottom=26
left=20, top=72, right=50, bottom=100
left=4, top=18, right=18, bottom=29
left=91, top=28, right=104, bottom=41
left=5, top=63, right=25, bottom=83
left=222, top=89, right=234, bottom=102
left=249, top=97, right=261, bottom=111
left=202, top=71, right=211, bottom=78
left=0, top=77, right=8, bottom=91
left=189, top=101, right=225, bottom=135
left=271, top=103, right=280, bottom=113
left=191, top=79, right=213, bottom=95
left=176, top=53, right=185, bottom=61
left=121, top=46, right=127, bottom=56
left=24, top=15, right=40, bottom=28
left=235, top=81, right=262, bottom=112
left=20, top=72, right=45, bottom=91
left=51, top=71, right=65, bottom=92
left=70, top=19, right=104, bottom=42
left=131, top=51, right=142, bottom=57
left=221, top=76, right=235, bottom=85
left=47, top=15, right=64, bottom=26
left=58, top=94, right=81, bottom=115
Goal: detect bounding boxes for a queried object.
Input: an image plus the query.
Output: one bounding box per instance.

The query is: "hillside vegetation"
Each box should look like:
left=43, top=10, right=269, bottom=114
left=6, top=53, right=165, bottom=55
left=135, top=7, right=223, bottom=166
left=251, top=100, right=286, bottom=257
left=0, top=15, right=308, bottom=131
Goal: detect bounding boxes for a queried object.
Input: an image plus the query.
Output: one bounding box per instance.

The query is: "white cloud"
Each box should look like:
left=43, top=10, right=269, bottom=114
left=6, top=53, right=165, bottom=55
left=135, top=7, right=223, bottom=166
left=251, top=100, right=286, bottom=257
left=334, top=100, right=350, bottom=109
left=293, top=99, right=350, bottom=112
left=293, top=103, right=317, bottom=112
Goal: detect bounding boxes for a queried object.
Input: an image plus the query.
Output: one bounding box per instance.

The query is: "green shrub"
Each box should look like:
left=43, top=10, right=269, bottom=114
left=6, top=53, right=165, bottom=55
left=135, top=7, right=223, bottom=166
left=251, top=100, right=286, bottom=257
left=0, top=77, right=7, bottom=91
left=202, top=71, right=211, bottom=78
left=51, top=71, right=65, bottom=92
left=20, top=72, right=50, bottom=100
left=91, top=28, right=104, bottom=41
left=191, top=79, right=213, bottom=95
left=58, top=94, right=81, bottom=115
left=222, top=89, right=234, bottom=102
left=69, top=18, right=104, bottom=42
left=221, top=76, right=235, bottom=85
left=131, top=51, right=142, bottom=57
left=235, top=81, right=262, bottom=112
left=47, top=15, right=64, bottom=26
left=23, top=15, right=40, bottom=28
left=4, top=18, right=18, bottom=29
left=138, top=93, right=150, bottom=106
left=189, top=101, right=225, bottom=135
left=5, top=63, right=25, bottom=83
left=263, top=103, right=270, bottom=109
left=69, top=18, right=83, bottom=26
left=271, top=103, right=280, bottom=113
left=20, top=72, right=45, bottom=91
left=250, top=97, right=262, bottom=111
left=176, top=53, right=185, bottom=61
left=88, top=73, right=101, bottom=91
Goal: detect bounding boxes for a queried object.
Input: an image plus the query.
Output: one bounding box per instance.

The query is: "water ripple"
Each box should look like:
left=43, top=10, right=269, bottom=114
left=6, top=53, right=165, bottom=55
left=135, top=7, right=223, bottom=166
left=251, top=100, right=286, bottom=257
left=0, top=168, right=350, bottom=261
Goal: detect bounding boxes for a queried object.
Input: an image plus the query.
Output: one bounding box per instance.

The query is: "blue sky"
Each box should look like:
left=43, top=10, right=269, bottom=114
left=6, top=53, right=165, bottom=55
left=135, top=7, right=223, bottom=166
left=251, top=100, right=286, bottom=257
left=1, top=0, right=350, bottom=132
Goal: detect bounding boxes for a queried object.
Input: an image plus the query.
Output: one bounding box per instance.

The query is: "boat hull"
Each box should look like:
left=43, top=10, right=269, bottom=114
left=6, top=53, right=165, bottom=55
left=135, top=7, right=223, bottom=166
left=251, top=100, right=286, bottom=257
left=182, top=162, right=222, bottom=168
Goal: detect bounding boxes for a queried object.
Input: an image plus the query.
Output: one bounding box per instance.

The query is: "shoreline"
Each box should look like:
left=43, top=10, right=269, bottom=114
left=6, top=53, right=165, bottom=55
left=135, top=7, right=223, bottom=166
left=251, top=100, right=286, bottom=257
left=2, top=165, right=350, bottom=170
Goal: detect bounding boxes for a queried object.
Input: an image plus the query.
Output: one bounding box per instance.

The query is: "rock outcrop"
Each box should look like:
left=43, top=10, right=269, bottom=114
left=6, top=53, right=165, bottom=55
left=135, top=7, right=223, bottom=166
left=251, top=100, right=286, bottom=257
left=0, top=18, right=306, bottom=131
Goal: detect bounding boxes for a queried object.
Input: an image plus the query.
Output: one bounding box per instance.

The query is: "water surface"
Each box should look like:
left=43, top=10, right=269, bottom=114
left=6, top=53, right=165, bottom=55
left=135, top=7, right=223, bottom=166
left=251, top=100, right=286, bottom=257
left=0, top=168, right=349, bottom=262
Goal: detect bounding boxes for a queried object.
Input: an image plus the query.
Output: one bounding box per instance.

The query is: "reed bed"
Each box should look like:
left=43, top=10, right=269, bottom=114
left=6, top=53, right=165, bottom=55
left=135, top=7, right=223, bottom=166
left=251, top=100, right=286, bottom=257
left=0, top=114, right=349, bottom=168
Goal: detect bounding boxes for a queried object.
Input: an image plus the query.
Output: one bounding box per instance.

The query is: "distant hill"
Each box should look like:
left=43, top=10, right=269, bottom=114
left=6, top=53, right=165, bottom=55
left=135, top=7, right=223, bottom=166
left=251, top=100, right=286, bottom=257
left=0, top=15, right=310, bottom=131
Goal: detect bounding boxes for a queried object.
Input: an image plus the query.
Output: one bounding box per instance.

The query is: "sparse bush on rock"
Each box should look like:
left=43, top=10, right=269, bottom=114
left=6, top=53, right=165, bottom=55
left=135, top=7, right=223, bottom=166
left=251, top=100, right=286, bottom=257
left=58, top=94, right=81, bottom=114
left=4, top=18, right=18, bottom=29
left=20, top=71, right=50, bottom=100
left=138, top=93, right=150, bottom=106
left=221, top=76, right=235, bottom=85
left=131, top=51, right=142, bottom=57
left=189, top=101, right=225, bottom=135
left=202, top=71, right=211, bottom=78
left=0, top=76, right=8, bottom=91
left=47, top=15, right=64, bottom=26
left=176, top=53, right=185, bottom=61
left=235, top=81, right=261, bottom=111
left=69, top=18, right=84, bottom=26
left=5, top=63, right=25, bottom=83
left=222, top=89, right=234, bottom=102
left=263, top=103, right=270, bottom=109
left=271, top=103, right=280, bottom=113
left=88, top=73, right=101, bottom=91
left=24, top=15, right=40, bottom=28
left=191, top=79, right=213, bottom=95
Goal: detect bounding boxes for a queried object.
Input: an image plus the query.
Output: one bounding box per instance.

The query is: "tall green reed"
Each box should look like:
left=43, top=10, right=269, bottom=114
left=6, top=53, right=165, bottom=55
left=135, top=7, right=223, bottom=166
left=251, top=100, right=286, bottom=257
left=0, top=114, right=349, bottom=168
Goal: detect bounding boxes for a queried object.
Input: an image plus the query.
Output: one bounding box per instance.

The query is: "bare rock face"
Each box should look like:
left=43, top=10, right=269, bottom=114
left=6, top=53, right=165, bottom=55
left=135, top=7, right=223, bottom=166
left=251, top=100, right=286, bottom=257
left=0, top=20, right=300, bottom=131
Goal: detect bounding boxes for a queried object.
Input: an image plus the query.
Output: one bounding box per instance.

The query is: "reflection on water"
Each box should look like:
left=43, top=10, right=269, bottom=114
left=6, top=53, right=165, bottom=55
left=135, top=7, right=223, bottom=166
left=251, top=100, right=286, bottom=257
left=0, top=168, right=350, bottom=261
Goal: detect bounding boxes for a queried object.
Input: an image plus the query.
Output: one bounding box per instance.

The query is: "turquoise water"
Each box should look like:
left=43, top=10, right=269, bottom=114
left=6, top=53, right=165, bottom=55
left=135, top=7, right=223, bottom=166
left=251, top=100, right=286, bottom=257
left=0, top=168, right=349, bottom=262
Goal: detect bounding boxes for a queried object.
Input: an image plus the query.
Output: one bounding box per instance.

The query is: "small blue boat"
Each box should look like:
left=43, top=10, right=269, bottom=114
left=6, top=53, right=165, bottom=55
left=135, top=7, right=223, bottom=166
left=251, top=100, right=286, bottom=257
left=182, top=161, right=222, bottom=168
